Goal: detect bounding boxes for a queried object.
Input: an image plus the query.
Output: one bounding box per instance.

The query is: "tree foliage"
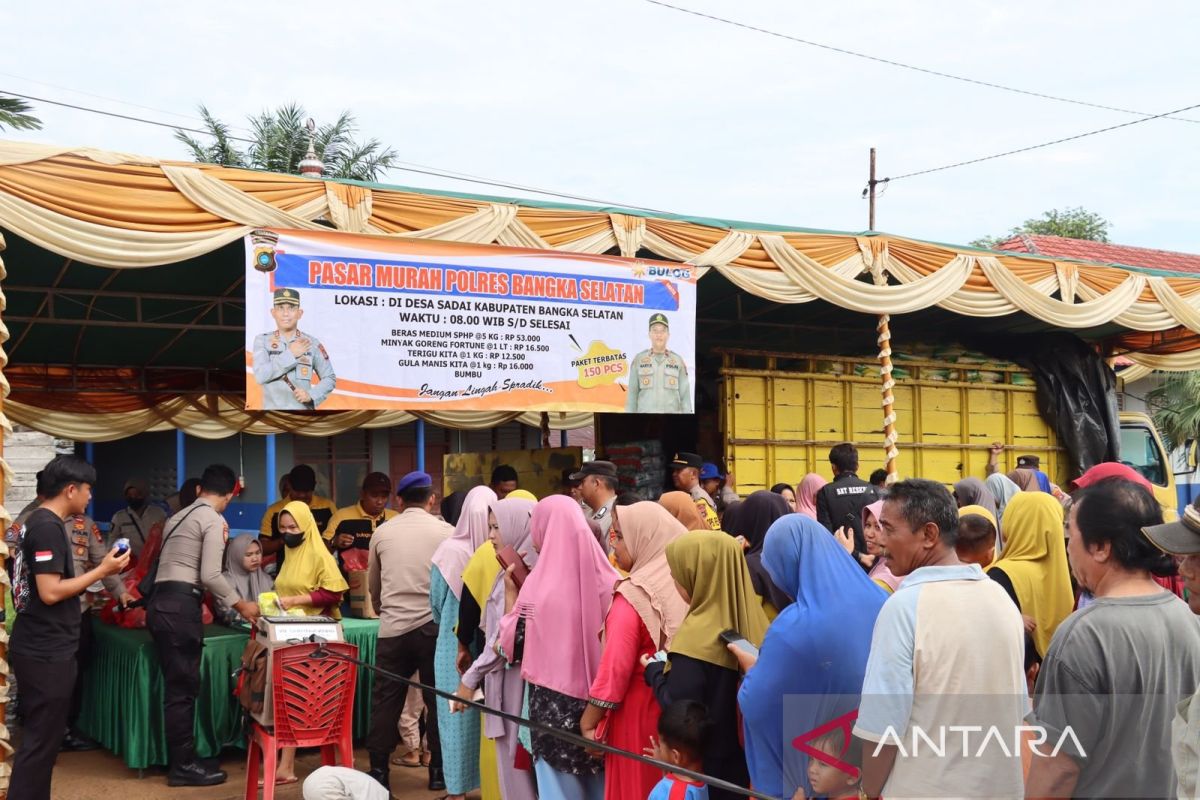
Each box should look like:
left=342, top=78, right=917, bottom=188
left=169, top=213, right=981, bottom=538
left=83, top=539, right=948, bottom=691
left=0, top=96, right=43, bottom=132
left=971, top=207, right=1111, bottom=249
left=1147, top=371, right=1200, bottom=452
left=175, top=103, right=398, bottom=182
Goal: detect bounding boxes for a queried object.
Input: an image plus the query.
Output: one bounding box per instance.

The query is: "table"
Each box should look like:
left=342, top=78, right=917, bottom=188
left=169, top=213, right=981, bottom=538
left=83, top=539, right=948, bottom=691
left=77, top=616, right=380, bottom=769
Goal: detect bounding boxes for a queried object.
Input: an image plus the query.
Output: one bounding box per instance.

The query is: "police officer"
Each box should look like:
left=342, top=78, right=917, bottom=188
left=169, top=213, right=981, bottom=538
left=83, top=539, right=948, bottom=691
left=109, top=477, right=167, bottom=560
left=626, top=313, right=692, bottom=413
left=815, top=443, right=880, bottom=569
left=147, top=464, right=260, bottom=786
left=573, top=461, right=620, bottom=543
left=669, top=452, right=721, bottom=530
left=252, top=288, right=336, bottom=411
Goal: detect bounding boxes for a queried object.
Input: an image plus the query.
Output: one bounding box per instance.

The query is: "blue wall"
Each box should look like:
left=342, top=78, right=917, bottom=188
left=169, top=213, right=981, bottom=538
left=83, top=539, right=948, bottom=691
left=86, top=432, right=283, bottom=534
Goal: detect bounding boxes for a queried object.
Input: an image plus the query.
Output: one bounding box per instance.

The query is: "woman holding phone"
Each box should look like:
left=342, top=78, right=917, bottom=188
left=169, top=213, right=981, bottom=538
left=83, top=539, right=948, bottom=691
left=496, top=495, right=620, bottom=800
left=642, top=531, right=769, bottom=800
left=455, top=495, right=539, bottom=800
left=580, top=502, right=690, bottom=800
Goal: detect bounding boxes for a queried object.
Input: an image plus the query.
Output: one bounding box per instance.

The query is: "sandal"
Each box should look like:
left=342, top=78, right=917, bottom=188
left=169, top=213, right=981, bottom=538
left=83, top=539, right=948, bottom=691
left=420, top=750, right=432, bottom=767
left=257, top=775, right=300, bottom=787
left=391, top=751, right=421, bottom=768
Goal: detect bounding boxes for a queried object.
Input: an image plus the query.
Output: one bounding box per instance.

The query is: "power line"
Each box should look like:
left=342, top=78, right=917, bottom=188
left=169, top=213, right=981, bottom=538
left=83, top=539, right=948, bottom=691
left=0, top=71, right=252, bottom=133
left=0, top=90, right=669, bottom=213
left=885, top=100, right=1200, bottom=181
left=643, top=0, right=1200, bottom=124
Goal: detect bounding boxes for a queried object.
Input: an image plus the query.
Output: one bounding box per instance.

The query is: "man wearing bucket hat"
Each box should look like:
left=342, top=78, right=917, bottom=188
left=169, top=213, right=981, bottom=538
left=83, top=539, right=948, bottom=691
left=1142, top=496, right=1200, bottom=797
left=252, top=287, right=337, bottom=411
left=109, top=477, right=167, bottom=560
left=625, top=312, right=692, bottom=414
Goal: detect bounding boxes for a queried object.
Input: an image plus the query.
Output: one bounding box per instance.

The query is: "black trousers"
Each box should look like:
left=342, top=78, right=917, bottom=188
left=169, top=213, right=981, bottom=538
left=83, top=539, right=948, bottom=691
left=69, top=609, right=95, bottom=729
left=10, top=654, right=76, bottom=800
left=146, top=591, right=204, bottom=762
left=367, top=622, right=441, bottom=771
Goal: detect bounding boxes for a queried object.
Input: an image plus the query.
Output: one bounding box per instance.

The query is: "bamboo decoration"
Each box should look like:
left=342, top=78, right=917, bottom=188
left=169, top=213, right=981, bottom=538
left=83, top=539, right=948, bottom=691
left=872, top=262, right=900, bottom=485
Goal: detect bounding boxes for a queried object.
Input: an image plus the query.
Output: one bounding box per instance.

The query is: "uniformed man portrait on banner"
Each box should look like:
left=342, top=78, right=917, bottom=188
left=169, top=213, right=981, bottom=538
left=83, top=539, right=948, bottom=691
left=252, top=288, right=336, bottom=410
left=625, top=312, right=692, bottom=413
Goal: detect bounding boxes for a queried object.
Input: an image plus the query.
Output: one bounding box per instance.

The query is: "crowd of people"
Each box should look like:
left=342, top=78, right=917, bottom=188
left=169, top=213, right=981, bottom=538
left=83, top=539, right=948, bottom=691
left=8, top=442, right=1200, bottom=800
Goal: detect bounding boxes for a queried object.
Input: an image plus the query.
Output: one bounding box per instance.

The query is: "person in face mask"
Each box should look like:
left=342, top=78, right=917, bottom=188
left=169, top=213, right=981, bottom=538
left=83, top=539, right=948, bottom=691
left=109, top=478, right=167, bottom=560
left=265, top=501, right=350, bottom=785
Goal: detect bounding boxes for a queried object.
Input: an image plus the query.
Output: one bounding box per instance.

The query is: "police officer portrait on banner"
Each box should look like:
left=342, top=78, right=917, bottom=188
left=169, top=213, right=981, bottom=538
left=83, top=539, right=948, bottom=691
left=626, top=312, right=692, bottom=413
left=252, top=287, right=336, bottom=411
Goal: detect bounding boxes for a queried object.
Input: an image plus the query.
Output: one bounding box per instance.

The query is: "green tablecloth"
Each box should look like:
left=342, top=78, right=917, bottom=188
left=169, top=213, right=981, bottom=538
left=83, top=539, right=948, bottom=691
left=77, top=616, right=379, bottom=769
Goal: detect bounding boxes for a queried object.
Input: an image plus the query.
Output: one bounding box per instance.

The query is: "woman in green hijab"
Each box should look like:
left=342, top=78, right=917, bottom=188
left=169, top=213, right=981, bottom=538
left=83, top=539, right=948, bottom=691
left=641, top=531, right=768, bottom=800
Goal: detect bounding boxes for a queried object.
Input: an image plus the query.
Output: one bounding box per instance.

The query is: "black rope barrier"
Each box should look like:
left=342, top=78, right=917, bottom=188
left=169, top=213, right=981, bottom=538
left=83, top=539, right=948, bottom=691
left=301, top=637, right=782, bottom=800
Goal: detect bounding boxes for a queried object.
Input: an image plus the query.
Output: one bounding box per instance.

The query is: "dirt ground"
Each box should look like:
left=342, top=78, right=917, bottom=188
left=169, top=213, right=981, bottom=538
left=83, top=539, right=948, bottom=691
left=48, top=746, right=479, bottom=800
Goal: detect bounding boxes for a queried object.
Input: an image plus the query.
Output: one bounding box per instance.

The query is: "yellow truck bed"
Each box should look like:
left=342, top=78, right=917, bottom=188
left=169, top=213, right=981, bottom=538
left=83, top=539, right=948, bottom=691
left=720, top=349, right=1066, bottom=491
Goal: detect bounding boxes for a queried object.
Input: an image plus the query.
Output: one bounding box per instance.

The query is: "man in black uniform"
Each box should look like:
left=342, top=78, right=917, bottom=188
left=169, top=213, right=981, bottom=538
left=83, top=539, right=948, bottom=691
left=815, top=443, right=880, bottom=570
left=9, top=456, right=129, bottom=800
left=147, top=464, right=261, bottom=786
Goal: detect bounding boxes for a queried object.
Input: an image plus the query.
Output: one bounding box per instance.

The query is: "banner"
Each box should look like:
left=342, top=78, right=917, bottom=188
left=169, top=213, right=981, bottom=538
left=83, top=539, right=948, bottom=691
left=244, top=228, right=697, bottom=413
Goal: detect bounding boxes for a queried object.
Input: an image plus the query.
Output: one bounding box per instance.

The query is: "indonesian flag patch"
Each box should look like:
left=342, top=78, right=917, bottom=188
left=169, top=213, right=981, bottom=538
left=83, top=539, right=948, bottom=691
left=34, top=550, right=53, bottom=562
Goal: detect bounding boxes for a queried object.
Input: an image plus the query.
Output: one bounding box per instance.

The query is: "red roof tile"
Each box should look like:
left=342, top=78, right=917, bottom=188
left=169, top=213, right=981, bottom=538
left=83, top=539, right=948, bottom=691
left=994, top=234, right=1200, bottom=275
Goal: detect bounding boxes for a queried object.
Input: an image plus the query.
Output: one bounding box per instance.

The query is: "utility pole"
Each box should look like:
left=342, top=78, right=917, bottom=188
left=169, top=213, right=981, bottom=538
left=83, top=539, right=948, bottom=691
left=863, top=147, right=888, bottom=231
left=868, top=147, right=877, bottom=230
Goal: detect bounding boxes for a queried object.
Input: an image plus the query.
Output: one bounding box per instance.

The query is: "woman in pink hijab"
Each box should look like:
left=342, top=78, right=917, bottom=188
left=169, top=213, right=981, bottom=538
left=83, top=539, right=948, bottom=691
left=862, top=499, right=901, bottom=593
left=580, top=502, right=690, bottom=800
left=795, top=473, right=827, bottom=520
left=497, top=495, right=620, bottom=800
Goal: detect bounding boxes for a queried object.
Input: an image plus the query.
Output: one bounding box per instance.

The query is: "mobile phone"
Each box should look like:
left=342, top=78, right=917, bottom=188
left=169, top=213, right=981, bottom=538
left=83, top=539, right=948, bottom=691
left=718, top=628, right=759, bottom=659
left=844, top=513, right=857, bottom=525
left=496, top=545, right=530, bottom=588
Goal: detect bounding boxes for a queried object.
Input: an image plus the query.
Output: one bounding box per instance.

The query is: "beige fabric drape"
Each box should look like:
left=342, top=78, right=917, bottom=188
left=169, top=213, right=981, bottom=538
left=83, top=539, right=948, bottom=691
left=3, top=397, right=591, bottom=441
left=0, top=136, right=1198, bottom=445
left=0, top=139, right=1197, bottom=344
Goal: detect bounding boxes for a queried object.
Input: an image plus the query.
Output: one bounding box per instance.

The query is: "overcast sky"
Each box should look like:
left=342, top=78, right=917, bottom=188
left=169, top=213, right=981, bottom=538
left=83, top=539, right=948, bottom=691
left=2, top=0, right=1197, bottom=252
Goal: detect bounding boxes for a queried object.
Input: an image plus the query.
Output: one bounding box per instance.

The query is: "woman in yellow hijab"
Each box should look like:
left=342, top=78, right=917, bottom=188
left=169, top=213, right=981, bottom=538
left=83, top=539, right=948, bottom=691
left=643, top=532, right=769, bottom=799
left=265, top=501, right=350, bottom=785
left=274, top=501, right=349, bottom=618
left=985, top=491, right=1073, bottom=660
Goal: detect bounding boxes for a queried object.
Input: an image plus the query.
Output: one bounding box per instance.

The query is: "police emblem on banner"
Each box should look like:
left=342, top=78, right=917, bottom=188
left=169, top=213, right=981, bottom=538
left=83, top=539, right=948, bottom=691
left=250, top=229, right=280, bottom=273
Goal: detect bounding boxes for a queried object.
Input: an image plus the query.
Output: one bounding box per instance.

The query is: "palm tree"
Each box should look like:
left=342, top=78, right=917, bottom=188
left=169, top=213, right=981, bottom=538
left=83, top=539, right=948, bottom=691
left=1146, top=371, right=1200, bottom=451
left=175, top=103, right=398, bottom=182
left=0, top=96, right=43, bottom=131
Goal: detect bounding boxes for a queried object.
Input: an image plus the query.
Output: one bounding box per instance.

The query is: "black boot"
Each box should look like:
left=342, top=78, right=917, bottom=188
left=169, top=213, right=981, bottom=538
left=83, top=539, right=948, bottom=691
left=60, top=729, right=100, bottom=752
left=364, top=758, right=388, bottom=796
left=428, top=765, right=446, bottom=791
left=167, top=743, right=227, bottom=787
left=367, top=766, right=390, bottom=790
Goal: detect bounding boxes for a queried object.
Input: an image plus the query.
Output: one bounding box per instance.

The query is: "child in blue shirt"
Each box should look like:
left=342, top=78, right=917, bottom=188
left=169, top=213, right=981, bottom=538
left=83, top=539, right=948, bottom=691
left=647, top=700, right=712, bottom=800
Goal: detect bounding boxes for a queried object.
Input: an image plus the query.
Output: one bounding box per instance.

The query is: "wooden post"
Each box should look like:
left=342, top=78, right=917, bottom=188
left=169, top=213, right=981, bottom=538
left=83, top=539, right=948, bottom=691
left=866, top=149, right=899, bottom=483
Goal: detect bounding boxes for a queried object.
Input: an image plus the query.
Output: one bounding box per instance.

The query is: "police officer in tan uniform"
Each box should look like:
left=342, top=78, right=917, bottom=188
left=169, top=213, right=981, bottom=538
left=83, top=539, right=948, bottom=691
left=252, top=288, right=336, bottom=410
left=147, top=464, right=260, bottom=786
left=625, top=312, right=692, bottom=413
left=108, top=477, right=167, bottom=559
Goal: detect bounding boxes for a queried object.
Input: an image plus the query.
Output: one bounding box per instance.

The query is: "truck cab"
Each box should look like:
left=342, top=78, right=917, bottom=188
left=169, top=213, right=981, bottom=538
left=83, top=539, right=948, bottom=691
left=1118, top=411, right=1179, bottom=519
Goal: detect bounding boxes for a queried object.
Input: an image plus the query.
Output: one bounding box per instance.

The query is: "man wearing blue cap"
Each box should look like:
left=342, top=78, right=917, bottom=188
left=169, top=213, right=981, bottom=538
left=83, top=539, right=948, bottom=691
left=252, top=288, right=337, bottom=410
left=625, top=313, right=692, bottom=414
left=699, top=462, right=739, bottom=513
left=367, top=471, right=451, bottom=793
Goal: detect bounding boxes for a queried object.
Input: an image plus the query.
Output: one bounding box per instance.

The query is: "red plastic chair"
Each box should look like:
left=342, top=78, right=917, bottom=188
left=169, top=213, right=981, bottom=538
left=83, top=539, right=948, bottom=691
left=245, top=641, right=358, bottom=800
